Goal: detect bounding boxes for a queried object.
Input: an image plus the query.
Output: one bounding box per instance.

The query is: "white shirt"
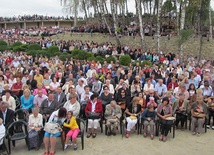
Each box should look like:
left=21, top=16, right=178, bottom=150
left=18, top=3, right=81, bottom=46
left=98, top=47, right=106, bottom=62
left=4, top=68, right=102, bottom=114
left=28, top=113, right=43, bottom=130
left=76, top=84, right=85, bottom=96
left=80, top=92, right=93, bottom=103
left=0, top=124, right=5, bottom=145
left=49, top=82, right=60, bottom=90
left=2, top=96, right=16, bottom=111
left=91, top=101, right=97, bottom=112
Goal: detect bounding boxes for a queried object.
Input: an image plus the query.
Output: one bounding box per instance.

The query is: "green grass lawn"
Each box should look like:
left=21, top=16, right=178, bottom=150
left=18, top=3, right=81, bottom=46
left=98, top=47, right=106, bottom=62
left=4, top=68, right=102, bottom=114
left=50, top=32, right=214, bottom=59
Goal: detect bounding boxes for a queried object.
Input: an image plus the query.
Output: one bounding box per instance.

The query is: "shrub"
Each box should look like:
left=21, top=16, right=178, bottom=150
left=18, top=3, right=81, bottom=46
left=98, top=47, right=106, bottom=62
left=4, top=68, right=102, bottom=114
left=27, top=50, right=43, bottom=57
left=12, top=42, right=22, bottom=47
left=71, top=49, right=80, bottom=57
left=28, top=44, right=41, bottom=51
left=0, top=40, right=7, bottom=46
left=119, top=55, right=131, bottom=66
left=141, top=60, right=152, bottom=67
left=59, top=54, right=72, bottom=61
left=95, top=56, right=104, bottom=64
left=106, top=56, right=116, bottom=63
left=48, top=46, right=59, bottom=53
left=0, top=45, right=8, bottom=51
left=13, top=44, right=29, bottom=52
left=74, top=50, right=88, bottom=60
left=87, top=56, right=96, bottom=61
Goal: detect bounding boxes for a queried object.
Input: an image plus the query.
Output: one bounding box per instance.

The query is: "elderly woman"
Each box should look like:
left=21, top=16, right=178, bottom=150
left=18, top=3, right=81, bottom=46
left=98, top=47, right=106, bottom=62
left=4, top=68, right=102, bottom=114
left=28, top=107, right=43, bottom=150
left=43, top=107, right=67, bottom=155
left=20, top=89, right=34, bottom=113
left=143, top=78, right=154, bottom=96
left=191, top=95, right=207, bottom=136
left=2, top=90, right=16, bottom=111
left=49, top=77, right=60, bottom=92
left=157, top=97, right=173, bottom=142
left=33, top=83, right=47, bottom=96
left=125, top=97, right=142, bottom=138
left=105, top=100, right=122, bottom=136
left=63, top=94, right=80, bottom=117
left=85, top=94, right=103, bottom=138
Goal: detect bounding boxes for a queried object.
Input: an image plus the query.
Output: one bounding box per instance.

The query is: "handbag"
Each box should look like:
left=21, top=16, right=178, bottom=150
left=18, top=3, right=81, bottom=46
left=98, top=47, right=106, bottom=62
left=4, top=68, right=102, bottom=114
left=44, top=122, right=60, bottom=134
left=87, top=112, right=100, bottom=119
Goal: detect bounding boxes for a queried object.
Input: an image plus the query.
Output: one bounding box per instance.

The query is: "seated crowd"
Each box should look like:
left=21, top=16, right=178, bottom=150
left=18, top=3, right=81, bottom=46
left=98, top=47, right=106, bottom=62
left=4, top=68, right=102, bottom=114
left=0, top=50, right=213, bottom=155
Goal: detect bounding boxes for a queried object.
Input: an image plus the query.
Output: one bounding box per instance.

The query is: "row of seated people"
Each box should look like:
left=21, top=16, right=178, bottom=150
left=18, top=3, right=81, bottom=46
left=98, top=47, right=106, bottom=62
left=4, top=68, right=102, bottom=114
left=0, top=89, right=210, bottom=154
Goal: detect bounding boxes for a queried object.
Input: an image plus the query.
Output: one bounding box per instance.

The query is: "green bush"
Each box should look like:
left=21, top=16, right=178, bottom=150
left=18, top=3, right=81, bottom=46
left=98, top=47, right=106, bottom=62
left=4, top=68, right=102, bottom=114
left=0, top=45, right=8, bottom=51
left=71, top=49, right=80, bottom=57
left=12, top=42, right=22, bottom=47
left=28, top=44, right=41, bottom=51
left=0, top=40, right=7, bottom=46
left=87, top=56, right=96, bottom=61
left=95, top=56, right=104, bottom=64
left=59, top=54, right=72, bottom=61
left=13, top=44, right=29, bottom=52
left=106, top=56, right=116, bottom=63
left=48, top=46, right=59, bottom=53
left=74, top=50, right=88, bottom=60
left=141, top=60, right=152, bottom=67
left=119, top=55, right=131, bottom=66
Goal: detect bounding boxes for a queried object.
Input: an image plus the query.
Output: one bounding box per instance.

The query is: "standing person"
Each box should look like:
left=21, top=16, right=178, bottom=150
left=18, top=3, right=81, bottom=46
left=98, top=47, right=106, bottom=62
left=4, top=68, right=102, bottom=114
left=63, top=111, right=80, bottom=150
left=157, top=97, right=173, bottom=142
left=85, top=94, right=103, bottom=138
left=105, top=101, right=122, bottom=136
left=141, top=104, right=156, bottom=140
left=125, top=97, right=141, bottom=138
left=191, top=95, right=207, bottom=136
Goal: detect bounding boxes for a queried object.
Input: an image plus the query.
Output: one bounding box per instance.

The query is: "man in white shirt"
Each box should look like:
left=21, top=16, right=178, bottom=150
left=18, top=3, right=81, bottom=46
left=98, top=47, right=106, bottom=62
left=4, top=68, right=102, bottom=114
left=80, top=86, right=93, bottom=104
left=86, top=64, right=96, bottom=78
left=76, top=79, right=86, bottom=97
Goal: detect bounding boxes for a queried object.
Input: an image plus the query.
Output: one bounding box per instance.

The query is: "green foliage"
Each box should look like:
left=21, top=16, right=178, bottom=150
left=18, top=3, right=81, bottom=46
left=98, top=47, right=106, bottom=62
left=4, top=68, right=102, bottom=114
left=28, top=44, right=42, bottom=51
left=13, top=44, right=29, bottom=52
left=0, top=45, right=9, bottom=51
left=27, top=50, right=44, bottom=57
left=95, top=56, right=104, bottom=64
left=71, top=49, right=80, bottom=57
left=178, top=29, right=193, bottom=46
left=119, top=55, right=131, bottom=66
left=87, top=56, right=96, bottom=62
left=59, top=53, right=72, bottom=61
left=0, top=40, right=7, bottom=46
left=141, top=60, right=153, bottom=67
left=12, top=42, right=22, bottom=47
left=105, top=56, right=116, bottom=63
left=48, top=46, right=59, bottom=53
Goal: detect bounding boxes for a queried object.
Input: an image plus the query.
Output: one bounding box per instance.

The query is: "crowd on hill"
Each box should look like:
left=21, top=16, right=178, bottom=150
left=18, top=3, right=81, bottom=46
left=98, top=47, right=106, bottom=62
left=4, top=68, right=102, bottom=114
left=0, top=24, right=213, bottom=155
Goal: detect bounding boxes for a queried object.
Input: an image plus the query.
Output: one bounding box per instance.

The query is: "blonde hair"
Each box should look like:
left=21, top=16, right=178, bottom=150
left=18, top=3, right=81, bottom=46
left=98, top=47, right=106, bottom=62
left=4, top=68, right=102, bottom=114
left=132, top=97, right=140, bottom=104
left=23, top=89, right=31, bottom=96
left=22, top=84, right=29, bottom=90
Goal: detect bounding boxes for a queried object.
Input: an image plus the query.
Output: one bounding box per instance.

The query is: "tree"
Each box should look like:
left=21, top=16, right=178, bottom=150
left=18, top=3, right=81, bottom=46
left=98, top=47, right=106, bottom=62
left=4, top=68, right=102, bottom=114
left=61, top=0, right=79, bottom=27
left=136, top=0, right=145, bottom=49
left=157, top=0, right=162, bottom=54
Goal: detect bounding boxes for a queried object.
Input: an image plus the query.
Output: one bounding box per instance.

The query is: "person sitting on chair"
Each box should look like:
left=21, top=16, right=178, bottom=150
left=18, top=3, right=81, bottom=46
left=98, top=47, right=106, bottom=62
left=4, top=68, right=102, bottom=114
left=191, top=95, right=207, bottom=136
left=125, top=97, right=141, bottom=138
left=63, top=111, right=79, bottom=150
left=0, top=118, right=5, bottom=150
left=85, top=93, right=103, bottom=138
left=141, top=104, right=156, bottom=140
left=105, top=100, right=122, bottom=136
left=0, top=101, right=14, bottom=129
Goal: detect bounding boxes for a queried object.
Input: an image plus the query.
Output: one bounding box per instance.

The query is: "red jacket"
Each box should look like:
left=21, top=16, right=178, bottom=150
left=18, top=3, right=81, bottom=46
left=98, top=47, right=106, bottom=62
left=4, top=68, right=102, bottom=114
left=85, top=99, right=103, bottom=115
left=167, top=82, right=178, bottom=90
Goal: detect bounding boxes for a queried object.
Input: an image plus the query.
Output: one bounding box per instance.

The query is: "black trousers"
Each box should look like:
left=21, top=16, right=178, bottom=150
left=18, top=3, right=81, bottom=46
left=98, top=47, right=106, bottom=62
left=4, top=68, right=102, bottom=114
left=175, top=113, right=187, bottom=128
left=160, top=119, right=173, bottom=136
left=208, top=109, right=214, bottom=126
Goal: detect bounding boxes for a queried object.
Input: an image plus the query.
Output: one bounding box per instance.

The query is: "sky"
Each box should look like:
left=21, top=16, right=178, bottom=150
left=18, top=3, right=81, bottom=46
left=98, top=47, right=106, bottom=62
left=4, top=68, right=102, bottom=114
left=0, top=0, right=214, bottom=18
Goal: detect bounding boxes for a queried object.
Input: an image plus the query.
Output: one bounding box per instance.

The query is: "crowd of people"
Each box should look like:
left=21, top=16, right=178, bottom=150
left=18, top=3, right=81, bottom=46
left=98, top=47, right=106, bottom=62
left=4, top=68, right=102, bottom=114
left=0, top=15, right=73, bottom=22
left=0, top=21, right=213, bottom=154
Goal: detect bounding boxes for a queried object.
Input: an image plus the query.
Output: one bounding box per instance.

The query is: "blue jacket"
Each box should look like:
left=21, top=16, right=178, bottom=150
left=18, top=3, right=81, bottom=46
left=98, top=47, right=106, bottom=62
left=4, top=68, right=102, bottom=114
left=20, top=95, right=34, bottom=110
left=141, top=109, right=156, bottom=121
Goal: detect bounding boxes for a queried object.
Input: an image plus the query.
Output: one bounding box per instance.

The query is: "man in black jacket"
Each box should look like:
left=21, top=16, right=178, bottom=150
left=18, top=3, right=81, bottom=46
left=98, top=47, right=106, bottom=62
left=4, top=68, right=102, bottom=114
left=0, top=101, right=14, bottom=129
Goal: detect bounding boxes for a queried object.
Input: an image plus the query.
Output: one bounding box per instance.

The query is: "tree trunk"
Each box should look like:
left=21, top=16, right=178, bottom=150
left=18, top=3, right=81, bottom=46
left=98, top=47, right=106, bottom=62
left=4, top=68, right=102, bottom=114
left=180, top=0, right=187, bottom=30
left=110, top=0, right=121, bottom=46
left=99, top=0, right=112, bottom=35
left=136, top=0, right=144, bottom=50
left=73, top=0, right=78, bottom=27
left=157, top=0, right=162, bottom=54
left=125, top=0, right=129, bottom=14
left=82, top=0, right=88, bottom=19
left=209, top=5, right=213, bottom=39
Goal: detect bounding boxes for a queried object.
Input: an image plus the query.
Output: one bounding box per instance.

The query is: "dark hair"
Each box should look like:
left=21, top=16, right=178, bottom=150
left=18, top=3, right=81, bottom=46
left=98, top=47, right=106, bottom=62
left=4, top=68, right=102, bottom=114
left=48, top=91, right=55, bottom=95
left=0, top=75, right=4, bottom=80
left=103, top=85, right=109, bottom=90
left=67, top=111, right=73, bottom=116
left=90, top=93, right=98, bottom=100
left=58, top=107, right=67, bottom=118
left=188, top=83, right=196, bottom=91
left=162, top=97, right=169, bottom=104
left=4, top=90, right=11, bottom=94
left=84, top=85, right=89, bottom=90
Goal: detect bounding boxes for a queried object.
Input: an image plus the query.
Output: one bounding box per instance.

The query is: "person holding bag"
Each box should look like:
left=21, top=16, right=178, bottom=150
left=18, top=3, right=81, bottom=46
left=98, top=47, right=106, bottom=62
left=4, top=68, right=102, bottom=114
left=63, top=111, right=80, bottom=150
left=85, top=93, right=103, bottom=138
left=43, top=107, right=67, bottom=155
left=125, top=97, right=141, bottom=138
